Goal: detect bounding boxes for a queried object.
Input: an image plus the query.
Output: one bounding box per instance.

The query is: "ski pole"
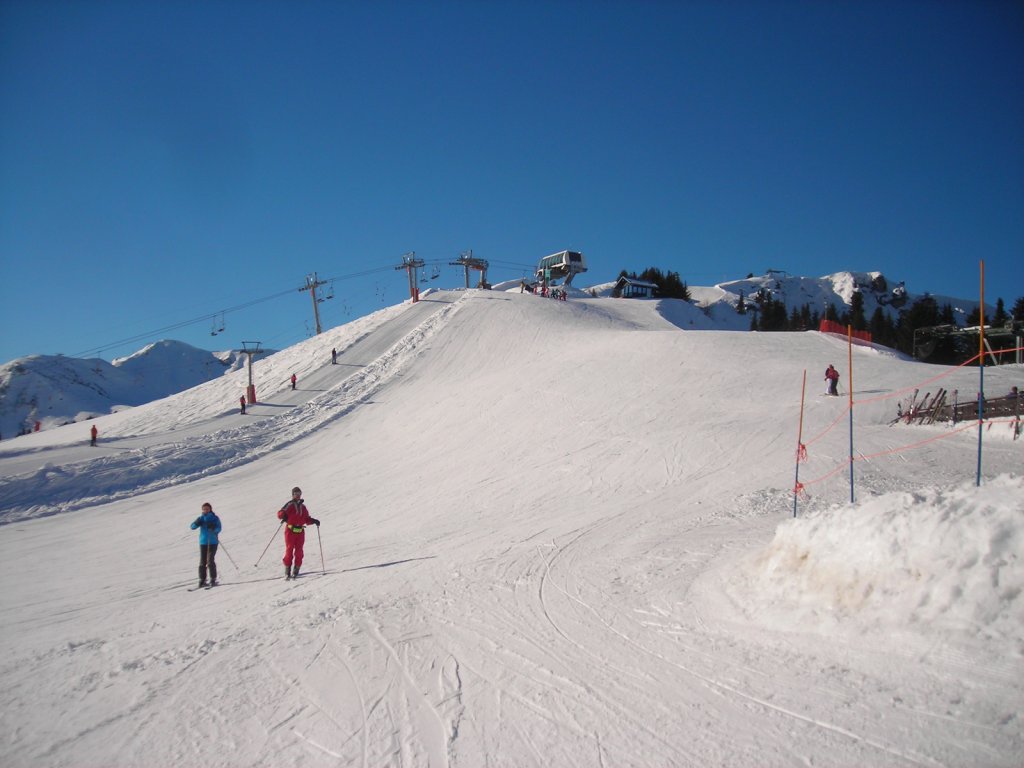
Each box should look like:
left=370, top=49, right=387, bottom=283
left=255, top=520, right=283, bottom=567
left=218, top=540, right=239, bottom=571
left=316, top=524, right=325, bottom=574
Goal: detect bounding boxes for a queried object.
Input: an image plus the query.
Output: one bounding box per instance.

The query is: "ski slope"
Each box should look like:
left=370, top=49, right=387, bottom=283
left=0, top=289, right=1021, bottom=767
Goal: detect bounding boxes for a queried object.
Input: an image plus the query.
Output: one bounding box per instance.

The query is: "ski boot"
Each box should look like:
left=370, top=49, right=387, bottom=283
left=284, top=565, right=292, bottom=580
left=291, top=566, right=300, bottom=579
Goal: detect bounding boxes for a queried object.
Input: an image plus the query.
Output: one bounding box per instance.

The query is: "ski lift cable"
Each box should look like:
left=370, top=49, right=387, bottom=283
left=71, top=284, right=305, bottom=357
left=69, top=257, right=459, bottom=359
left=71, top=263, right=403, bottom=358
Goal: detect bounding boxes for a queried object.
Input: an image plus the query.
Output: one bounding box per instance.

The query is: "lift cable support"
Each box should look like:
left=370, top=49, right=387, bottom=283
left=240, top=341, right=266, bottom=405
left=395, top=252, right=425, bottom=302
left=450, top=249, right=490, bottom=289
left=299, top=272, right=328, bottom=335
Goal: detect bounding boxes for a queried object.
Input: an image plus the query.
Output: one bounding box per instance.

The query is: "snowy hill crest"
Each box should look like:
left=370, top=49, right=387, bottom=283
left=0, top=269, right=991, bottom=438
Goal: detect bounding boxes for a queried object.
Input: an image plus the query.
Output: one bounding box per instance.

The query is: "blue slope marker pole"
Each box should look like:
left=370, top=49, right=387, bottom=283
left=977, top=260, right=985, bottom=487
left=848, top=325, right=855, bottom=504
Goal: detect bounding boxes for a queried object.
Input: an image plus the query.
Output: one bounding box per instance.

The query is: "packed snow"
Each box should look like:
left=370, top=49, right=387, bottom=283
left=0, top=288, right=1020, bottom=767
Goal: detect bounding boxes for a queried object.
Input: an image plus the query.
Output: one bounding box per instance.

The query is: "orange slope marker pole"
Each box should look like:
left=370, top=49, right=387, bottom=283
left=793, top=369, right=807, bottom=518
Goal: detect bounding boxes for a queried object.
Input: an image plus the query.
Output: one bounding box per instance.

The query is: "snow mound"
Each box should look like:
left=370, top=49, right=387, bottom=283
left=745, top=475, right=1024, bottom=642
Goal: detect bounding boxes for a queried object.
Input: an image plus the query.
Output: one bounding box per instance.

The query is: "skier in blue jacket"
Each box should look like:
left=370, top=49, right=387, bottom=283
left=190, top=502, right=222, bottom=588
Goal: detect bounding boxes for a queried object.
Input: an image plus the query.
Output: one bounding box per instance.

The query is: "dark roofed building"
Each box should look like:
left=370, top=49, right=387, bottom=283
left=612, top=276, right=658, bottom=299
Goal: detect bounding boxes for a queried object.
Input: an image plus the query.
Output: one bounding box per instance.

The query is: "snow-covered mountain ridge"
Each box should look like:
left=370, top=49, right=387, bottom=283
left=0, top=269, right=995, bottom=438
left=589, top=268, right=987, bottom=332
left=0, top=340, right=266, bottom=438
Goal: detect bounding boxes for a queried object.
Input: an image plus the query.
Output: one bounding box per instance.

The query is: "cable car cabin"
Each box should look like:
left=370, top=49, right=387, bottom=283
left=536, top=250, right=587, bottom=286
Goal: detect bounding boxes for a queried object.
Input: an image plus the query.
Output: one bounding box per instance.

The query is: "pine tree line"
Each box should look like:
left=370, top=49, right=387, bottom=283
left=616, top=266, right=1022, bottom=361
left=746, top=289, right=1023, bottom=358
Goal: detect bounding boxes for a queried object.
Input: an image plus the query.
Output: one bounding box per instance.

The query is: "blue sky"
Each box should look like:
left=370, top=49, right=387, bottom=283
left=1, top=0, right=1021, bottom=363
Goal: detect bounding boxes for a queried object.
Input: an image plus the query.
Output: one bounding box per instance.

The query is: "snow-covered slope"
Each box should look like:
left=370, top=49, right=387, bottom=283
left=0, top=288, right=1020, bottom=767
left=1, top=270, right=995, bottom=442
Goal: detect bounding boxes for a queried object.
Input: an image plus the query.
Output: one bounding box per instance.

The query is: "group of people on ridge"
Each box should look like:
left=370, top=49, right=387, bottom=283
left=189, top=486, right=321, bottom=588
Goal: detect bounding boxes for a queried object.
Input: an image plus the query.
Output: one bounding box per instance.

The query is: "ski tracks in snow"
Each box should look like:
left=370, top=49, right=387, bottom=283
left=253, top=582, right=464, bottom=768
left=0, top=294, right=465, bottom=523
left=424, top=498, right=972, bottom=767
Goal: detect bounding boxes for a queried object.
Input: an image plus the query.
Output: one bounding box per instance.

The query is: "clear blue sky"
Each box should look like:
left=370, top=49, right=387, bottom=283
left=1, top=0, right=1021, bottom=363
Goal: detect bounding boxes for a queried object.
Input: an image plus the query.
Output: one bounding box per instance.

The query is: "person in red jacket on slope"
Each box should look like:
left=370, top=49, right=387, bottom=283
left=278, top=487, right=320, bottom=579
left=824, top=364, right=840, bottom=396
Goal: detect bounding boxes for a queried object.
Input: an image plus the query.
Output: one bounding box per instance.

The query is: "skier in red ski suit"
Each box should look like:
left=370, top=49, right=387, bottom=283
left=278, top=487, right=319, bottom=579
left=825, top=364, right=840, bottom=396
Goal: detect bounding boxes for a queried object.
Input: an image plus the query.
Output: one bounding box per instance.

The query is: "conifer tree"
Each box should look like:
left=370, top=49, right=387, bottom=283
left=850, top=291, right=867, bottom=331
left=992, top=298, right=1008, bottom=326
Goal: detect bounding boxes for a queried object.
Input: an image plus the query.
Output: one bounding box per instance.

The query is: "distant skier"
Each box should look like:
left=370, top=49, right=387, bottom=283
left=331, top=348, right=337, bottom=365
left=825, top=364, right=840, bottom=396
left=190, top=502, right=222, bottom=588
left=290, top=373, right=297, bottom=390
left=277, top=486, right=320, bottom=579
left=239, top=396, right=246, bottom=415
left=89, top=424, right=98, bottom=446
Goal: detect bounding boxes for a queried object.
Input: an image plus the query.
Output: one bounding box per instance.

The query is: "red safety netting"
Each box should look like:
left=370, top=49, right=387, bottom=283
left=819, top=319, right=872, bottom=343
left=792, top=347, right=1022, bottom=497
